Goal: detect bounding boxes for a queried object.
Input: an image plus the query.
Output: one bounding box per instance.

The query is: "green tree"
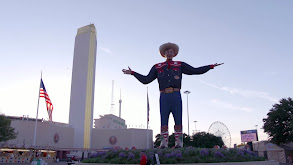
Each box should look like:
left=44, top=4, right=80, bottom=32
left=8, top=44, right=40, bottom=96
left=191, top=132, right=224, bottom=148
left=0, top=115, right=17, bottom=142
left=154, top=134, right=161, bottom=148
left=183, top=133, right=192, bottom=147
left=263, top=97, right=293, bottom=145
left=154, top=133, right=192, bottom=148
left=168, top=133, right=175, bottom=148
left=153, top=132, right=222, bottom=148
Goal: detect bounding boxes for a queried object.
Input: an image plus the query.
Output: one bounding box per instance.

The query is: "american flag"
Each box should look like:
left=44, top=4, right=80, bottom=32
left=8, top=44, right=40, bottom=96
left=40, top=79, right=53, bottom=121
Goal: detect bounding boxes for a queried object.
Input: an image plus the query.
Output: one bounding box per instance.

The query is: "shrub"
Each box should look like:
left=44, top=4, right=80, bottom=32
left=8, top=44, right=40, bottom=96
left=200, top=148, right=209, bottom=157
left=214, top=151, right=224, bottom=158
left=82, top=148, right=265, bottom=164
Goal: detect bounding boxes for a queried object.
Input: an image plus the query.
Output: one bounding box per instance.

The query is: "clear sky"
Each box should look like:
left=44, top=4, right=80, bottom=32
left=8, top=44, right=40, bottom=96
left=0, top=0, right=292, bottom=147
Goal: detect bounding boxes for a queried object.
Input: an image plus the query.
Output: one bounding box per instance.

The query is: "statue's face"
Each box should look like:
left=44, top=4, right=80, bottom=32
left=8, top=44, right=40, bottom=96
left=165, top=48, right=175, bottom=60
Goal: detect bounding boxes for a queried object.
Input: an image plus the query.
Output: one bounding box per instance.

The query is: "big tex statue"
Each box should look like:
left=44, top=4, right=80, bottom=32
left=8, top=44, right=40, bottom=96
left=122, top=42, right=223, bottom=148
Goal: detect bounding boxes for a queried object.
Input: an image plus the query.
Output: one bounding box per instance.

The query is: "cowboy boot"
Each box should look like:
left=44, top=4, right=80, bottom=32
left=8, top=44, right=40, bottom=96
left=159, top=125, right=168, bottom=149
left=174, top=125, right=183, bottom=148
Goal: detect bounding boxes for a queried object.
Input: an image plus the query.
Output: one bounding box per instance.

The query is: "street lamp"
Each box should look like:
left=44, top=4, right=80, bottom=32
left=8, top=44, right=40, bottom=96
left=194, top=121, right=197, bottom=134
left=184, top=90, right=191, bottom=136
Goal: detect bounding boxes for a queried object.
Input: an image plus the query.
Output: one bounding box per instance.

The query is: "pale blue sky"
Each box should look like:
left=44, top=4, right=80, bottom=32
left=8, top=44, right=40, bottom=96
left=0, top=0, right=292, bottom=146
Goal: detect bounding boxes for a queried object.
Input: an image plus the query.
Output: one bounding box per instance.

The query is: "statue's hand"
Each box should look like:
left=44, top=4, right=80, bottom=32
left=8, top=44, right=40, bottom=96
left=213, top=63, right=224, bottom=67
left=122, top=66, right=133, bottom=75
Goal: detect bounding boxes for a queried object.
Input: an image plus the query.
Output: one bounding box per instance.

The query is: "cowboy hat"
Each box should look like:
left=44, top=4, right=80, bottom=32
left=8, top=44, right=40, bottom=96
left=159, top=42, right=179, bottom=57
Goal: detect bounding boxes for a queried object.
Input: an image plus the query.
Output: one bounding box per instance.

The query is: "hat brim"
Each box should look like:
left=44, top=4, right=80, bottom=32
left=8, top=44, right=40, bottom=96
left=159, top=43, right=179, bottom=57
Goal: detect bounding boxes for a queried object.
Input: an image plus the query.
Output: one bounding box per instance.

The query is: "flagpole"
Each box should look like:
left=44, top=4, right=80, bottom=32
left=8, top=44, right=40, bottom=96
left=147, top=87, right=149, bottom=149
left=33, top=72, right=42, bottom=146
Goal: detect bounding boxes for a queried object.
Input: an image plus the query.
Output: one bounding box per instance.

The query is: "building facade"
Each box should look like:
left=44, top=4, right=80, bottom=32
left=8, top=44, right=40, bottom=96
left=2, top=116, right=74, bottom=149
left=93, top=114, right=153, bottom=149
left=3, top=115, right=153, bottom=150
left=94, top=114, right=127, bottom=129
left=92, top=128, right=153, bottom=149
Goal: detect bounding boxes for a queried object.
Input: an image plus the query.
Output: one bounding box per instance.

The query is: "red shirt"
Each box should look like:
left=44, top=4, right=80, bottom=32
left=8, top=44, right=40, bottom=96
left=140, top=155, right=147, bottom=165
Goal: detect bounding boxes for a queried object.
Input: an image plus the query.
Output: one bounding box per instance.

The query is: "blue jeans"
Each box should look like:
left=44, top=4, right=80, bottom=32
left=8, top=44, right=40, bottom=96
left=160, top=91, right=182, bottom=126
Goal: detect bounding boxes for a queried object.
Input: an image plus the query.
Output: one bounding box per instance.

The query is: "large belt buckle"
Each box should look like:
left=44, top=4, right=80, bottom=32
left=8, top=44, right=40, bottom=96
left=165, top=87, right=174, bottom=93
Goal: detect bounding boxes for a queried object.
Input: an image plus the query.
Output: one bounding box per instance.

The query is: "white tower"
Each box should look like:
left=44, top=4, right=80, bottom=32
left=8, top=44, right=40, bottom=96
left=69, top=24, right=97, bottom=149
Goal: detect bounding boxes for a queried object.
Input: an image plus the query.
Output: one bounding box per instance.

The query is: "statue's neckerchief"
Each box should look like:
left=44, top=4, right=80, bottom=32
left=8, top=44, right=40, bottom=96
left=166, top=60, right=172, bottom=69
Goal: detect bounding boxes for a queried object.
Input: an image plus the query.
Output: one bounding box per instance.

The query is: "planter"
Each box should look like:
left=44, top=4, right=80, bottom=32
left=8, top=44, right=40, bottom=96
left=78, top=161, right=279, bottom=165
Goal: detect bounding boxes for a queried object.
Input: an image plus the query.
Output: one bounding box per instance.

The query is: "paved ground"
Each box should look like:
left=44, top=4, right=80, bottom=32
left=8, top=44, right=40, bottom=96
left=2, top=162, right=68, bottom=165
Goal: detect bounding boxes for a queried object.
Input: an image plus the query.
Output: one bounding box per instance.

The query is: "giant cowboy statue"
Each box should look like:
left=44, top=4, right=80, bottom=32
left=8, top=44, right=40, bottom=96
left=122, top=42, right=223, bottom=148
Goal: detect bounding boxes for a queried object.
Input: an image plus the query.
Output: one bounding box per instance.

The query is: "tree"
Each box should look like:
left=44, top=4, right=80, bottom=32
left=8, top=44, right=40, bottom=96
left=191, top=132, right=224, bottom=148
left=154, top=133, right=191, bottom=148
left=263, top=97, right=293, bottom=145
left=0, top=115, right=17, bottom=142
left=167, top=133, right=191, bottom=148
left=154, top=134, right=161, bottom=148
left=153, top=132, right=223, bottom=148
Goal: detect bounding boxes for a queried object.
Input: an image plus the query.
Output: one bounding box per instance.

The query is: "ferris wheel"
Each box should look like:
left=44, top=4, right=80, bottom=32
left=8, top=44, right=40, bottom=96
left=208, top=121, right=231, bottom=148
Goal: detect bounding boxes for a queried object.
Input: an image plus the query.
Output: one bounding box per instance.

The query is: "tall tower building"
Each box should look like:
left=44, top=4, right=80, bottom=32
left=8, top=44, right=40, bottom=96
left=69, top=24, right=97, bottom=149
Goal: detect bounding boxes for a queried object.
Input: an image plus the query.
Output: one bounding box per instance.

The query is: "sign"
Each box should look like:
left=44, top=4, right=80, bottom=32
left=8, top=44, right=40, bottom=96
left=240, top=130, right=258, bottom=142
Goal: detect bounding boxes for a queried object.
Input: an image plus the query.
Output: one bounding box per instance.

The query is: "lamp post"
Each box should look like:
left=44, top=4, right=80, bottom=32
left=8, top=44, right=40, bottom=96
left=194, top=120, right=197, bottom=135
left=184, top=90, right=191, bottom=136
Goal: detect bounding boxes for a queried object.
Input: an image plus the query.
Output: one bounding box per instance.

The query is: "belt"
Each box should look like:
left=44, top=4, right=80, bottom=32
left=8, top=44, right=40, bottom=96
left=160, top=87, right=180, bottom=93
